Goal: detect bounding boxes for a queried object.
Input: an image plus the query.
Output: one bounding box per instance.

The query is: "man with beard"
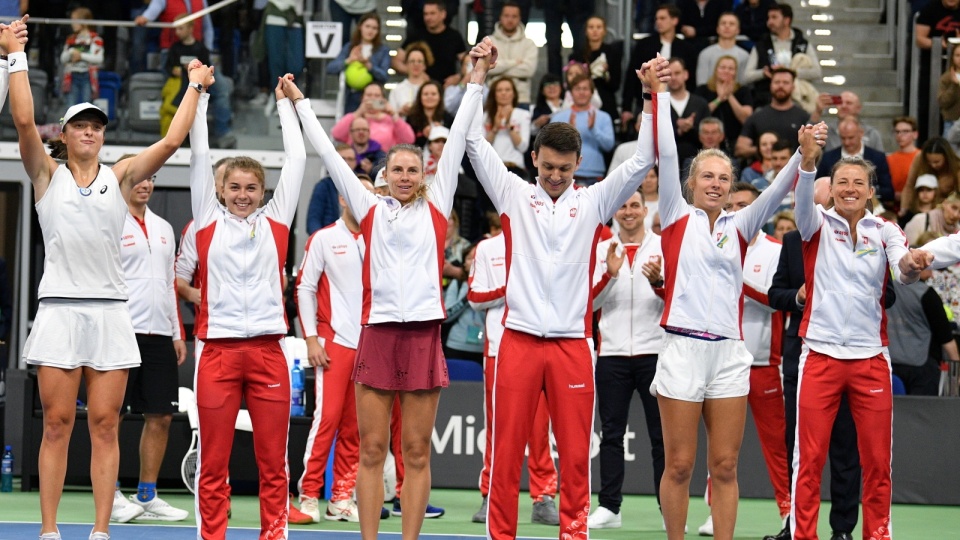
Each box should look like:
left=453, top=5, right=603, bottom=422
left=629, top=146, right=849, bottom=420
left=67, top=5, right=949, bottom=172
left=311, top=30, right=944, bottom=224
left=735, top=68, right=809, bottom=160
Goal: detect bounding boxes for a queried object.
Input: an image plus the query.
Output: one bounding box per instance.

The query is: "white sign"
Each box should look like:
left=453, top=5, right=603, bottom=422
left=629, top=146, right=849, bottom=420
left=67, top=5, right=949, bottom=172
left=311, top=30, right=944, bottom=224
left=305, top=21, right=343, bottom=59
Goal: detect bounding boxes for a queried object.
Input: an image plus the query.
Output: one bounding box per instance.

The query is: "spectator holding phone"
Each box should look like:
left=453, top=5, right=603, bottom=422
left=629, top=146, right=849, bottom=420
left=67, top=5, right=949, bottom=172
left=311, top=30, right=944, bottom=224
left=808, top=90, right=884, bottom=153
left=332, top=82, right=415, bottom=152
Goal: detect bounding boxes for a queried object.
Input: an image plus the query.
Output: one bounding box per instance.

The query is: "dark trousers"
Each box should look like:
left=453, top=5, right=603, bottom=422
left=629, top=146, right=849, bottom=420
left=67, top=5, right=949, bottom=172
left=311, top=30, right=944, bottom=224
left=783, top=336, right=860, bottom=534
left=893, top=358, right=941, bottom=396
left=545, top=0, right=596, bottom=76
left=595, top=354, right=664, bottom=513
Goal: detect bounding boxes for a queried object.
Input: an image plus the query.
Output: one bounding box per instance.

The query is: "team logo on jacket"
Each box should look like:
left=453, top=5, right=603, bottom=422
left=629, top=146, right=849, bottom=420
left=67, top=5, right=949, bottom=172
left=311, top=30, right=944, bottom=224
left=569, top=208, right=577, bottom=218
left=753, top=264, right=761, bottom=272
left=716, top=233, right=729, bottom=248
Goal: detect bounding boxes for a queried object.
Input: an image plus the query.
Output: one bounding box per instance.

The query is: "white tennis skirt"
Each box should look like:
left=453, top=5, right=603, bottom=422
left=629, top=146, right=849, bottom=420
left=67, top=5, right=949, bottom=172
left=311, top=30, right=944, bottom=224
left=23, top=298, right=142, bottom=371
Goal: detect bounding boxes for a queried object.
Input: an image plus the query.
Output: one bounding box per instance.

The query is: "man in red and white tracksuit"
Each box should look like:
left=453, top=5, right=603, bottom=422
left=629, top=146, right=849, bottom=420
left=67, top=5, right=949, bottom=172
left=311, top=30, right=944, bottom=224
left=734, top=185, right=791, bottom=528
left=461, top=44, right=667, bottom=540
left=467, top=232, right=559, bottom=525
left=295, top=183, right=371, bottom=523
left=792, top=156, right=925, bottom=540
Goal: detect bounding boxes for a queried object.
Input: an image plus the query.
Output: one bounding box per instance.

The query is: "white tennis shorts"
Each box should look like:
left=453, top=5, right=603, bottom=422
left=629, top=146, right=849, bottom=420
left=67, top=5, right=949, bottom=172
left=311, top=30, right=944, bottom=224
left=651, top=331, right=752, bottom=402
left=23, top=298, right=141, bottom=371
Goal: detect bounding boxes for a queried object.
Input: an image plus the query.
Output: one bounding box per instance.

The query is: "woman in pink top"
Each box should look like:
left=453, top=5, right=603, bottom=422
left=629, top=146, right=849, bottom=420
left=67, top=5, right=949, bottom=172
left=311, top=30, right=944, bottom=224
left=331, top=82, right=415, bottom=151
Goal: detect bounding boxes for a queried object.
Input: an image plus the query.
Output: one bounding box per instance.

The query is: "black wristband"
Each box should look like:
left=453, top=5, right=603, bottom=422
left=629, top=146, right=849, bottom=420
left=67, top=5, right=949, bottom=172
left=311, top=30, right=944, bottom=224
left=642, top=92, right=653, bottom=101
left=651, top=279, right=664, bottom=288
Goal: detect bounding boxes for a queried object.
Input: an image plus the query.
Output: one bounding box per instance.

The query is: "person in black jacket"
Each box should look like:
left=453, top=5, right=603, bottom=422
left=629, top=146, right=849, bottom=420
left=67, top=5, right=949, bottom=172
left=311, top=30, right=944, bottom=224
left=767, top=176, right=896, bottom=540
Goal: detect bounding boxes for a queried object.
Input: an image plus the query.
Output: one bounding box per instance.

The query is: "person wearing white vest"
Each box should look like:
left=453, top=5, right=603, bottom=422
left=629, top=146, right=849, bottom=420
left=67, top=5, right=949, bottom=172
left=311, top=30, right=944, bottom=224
left=7, top=16, right=207, bottom=538
left=588, top=188, right=666, bottom=530
left=113, top=160, right=190, bottom=524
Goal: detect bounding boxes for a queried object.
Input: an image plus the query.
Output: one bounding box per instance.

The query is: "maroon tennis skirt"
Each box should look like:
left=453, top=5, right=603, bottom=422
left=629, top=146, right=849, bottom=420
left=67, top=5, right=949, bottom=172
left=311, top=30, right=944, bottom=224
left=352, top=319, right=450, bottom=391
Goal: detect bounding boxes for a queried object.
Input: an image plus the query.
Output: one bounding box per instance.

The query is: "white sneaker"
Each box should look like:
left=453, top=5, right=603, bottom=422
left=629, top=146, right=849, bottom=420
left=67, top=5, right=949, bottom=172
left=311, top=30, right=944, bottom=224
left=110, top=490, right=144, bottom=523
left=248, top=92, right=269, bottom=107
left=299, top=496, right=321, bottom=522
left=39, top=532, right=61, bottom=540
left=325, top=498, right=360, bottom=522
left=698, top=514, right=714, bottom=536
left=129, top=494, right=189, bottom=521
left=89, top=532, right=110, bottom=540
left=263, top=99, right=276, bottom=118
left=587, top=506, right=621, bottom=529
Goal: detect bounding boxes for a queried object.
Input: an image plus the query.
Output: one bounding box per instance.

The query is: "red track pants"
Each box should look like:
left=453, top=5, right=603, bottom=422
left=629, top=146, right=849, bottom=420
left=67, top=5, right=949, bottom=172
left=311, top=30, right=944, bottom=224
left=479, top=355, right=558, bottom=500
left=488, top=329, right=594, bottom=540
left=791, top=348, right=893, bottom=540
left=195, top=337, right=291, bottom=540
left=748, top=365, right=791, bottom=518
left=298, top=340, right=359, bottom=502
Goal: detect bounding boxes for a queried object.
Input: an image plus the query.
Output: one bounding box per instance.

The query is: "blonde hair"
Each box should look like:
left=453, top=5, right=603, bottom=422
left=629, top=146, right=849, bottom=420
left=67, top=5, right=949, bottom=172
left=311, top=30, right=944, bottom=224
left=385, top=144, right=429, bottom=202
left=685, top=148, right=737, bottom=195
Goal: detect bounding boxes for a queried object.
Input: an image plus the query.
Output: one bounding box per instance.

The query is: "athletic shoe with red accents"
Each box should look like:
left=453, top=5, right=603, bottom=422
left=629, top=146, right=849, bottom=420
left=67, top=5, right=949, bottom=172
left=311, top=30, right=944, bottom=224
left=289, top=504, right=316, bottom=524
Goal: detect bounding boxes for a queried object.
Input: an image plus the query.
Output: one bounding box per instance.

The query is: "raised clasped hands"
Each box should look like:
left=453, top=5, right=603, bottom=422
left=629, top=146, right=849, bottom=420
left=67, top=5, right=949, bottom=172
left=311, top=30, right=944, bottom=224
left=0, top=14, right=29, bottom=55
left=188, top=59, right=215, bottom=89
left=637, top=53, right=670, bottom=93
left=276, top=73, right=304, bottom=102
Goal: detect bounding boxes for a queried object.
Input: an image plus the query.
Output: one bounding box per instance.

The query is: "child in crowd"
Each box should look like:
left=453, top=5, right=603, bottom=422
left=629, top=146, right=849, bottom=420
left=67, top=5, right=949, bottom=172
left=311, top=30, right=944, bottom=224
left=60, top=7, right=104, bottom=107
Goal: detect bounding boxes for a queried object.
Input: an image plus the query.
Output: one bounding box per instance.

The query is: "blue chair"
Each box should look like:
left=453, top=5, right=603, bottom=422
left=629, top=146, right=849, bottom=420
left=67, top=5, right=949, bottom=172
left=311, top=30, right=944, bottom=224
left=891, top=374, right=907, bottom=395
left=96, top=71, right=123, bottom=121
left=446, top=358, right=483, bottom=382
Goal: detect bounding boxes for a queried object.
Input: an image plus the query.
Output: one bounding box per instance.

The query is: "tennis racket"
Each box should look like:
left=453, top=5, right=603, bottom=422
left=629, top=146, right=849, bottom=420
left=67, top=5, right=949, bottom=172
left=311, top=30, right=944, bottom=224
left=182, top=428, right=199, bottom=494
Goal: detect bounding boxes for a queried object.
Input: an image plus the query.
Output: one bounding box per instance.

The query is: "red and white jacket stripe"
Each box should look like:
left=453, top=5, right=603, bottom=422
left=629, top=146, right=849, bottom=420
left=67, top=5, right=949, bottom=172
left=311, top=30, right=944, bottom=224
left=742, top=233, right=783, bottom=366
left=462, top=83, right=659, bottom=338
left=120, top=208, right=184, bottom=340
left=659, top=140, right=806, bottom=339
left=467, top=233, right=507, bottom=357
left=296, top=219, right=365, bottom=349
left=592, top=233, right=665, bottom=356
left=189, top=94, right=307, bottom=339
left=795, top=173, right=911, bottom=357
left=297, top=94, right=465, bottom=325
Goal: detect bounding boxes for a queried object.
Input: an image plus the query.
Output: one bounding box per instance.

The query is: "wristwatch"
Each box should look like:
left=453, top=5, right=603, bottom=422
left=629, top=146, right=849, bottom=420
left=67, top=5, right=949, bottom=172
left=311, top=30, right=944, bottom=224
left=189, top=82, right=204, bottom=93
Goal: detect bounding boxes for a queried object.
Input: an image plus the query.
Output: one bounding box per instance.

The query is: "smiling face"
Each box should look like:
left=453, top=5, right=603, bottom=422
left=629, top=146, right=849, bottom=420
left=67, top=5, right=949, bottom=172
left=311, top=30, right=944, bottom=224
left=758, top=132, right=779, bottom=160
left=543, top=80, right=562, bottom=101
left=615, top=192, right=647, bottom=235
left=130, top=175, right=155, bottom=205
left=831, top=163, right=874, bottom=217
left=386, top=149, right=424, bottom=204
left=419, top=82, right=441, bottom=110
left=715, top=57, right=737, bottom=84
left=533, top=146, right=582, bottom=199
left=689, top=155, right=734, bottom=214
left=223, top=168, right=264, bottom=218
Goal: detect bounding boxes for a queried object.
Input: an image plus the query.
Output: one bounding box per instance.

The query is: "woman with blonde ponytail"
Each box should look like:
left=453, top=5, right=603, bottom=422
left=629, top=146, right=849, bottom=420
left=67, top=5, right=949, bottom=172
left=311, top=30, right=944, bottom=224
left=293, top=69, right=469, bottom=539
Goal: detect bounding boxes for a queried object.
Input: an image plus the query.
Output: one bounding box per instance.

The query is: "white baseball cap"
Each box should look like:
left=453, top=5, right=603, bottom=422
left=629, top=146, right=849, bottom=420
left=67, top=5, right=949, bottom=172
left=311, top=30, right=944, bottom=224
left=374, top=168, right=387, bottom=188
left=428, top=126, right=450, bottom=142
left=60, top=102, right=108, bottom=127
left=915, top=174, right=938, bottom=190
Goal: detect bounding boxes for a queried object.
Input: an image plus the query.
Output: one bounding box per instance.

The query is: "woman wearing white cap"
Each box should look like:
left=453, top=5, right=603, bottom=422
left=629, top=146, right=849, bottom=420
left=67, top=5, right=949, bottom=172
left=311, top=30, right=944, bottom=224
left=2, top=20, right=213, bottom=538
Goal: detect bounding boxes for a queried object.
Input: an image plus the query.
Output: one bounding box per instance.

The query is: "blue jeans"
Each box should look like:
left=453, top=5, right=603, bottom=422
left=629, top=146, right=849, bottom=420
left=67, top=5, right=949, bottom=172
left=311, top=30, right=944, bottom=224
left=66, top=72, right=92, bottom=107
left=129, top=7, right=161, bottom=74
left=209, top=75, right=234, bottom=137
left=265, top=24, right=305, bottom=83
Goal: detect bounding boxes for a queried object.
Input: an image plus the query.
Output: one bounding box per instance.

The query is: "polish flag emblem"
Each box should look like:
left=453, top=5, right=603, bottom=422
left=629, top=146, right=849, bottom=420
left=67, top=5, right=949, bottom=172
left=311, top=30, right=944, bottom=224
left=569, top=208, right=577, bottom=218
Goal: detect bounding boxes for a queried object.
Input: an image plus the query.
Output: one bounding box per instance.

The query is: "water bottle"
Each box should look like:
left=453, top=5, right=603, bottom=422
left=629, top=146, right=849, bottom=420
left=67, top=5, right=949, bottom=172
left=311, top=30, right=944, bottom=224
left=290, top=359, right=305, bottom=417
left=1, top=445, right=13, bottom=492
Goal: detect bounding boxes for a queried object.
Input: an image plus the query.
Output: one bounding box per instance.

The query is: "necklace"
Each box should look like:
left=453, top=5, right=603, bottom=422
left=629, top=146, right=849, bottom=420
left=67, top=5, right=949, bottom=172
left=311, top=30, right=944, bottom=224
left=74, top=164, right=100, bottom=196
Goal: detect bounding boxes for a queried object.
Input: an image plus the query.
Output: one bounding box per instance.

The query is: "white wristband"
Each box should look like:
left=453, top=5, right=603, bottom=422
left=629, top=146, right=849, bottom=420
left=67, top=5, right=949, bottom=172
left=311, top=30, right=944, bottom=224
left=7, top=51, right=27, bottom=74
